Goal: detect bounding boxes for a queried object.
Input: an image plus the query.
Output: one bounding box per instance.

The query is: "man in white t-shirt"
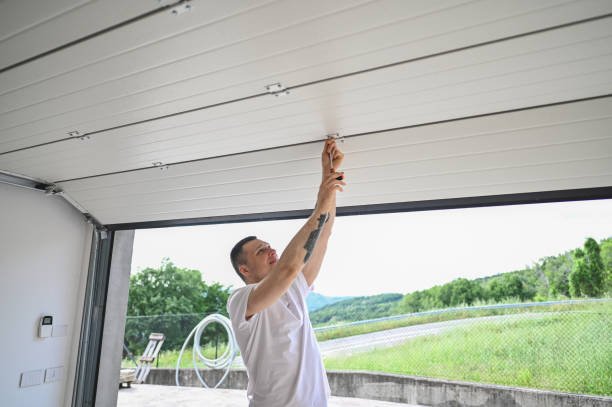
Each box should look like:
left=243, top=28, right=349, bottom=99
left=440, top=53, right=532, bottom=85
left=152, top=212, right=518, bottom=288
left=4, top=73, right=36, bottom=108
left=227, top=139, right=345, bottom=407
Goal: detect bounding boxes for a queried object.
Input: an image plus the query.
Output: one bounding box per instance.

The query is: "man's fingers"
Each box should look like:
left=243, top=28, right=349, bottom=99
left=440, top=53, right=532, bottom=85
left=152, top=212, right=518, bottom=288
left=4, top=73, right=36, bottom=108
left=326, top=171, right=344, bottom=180
left=325, top=177, right=346, bottom=189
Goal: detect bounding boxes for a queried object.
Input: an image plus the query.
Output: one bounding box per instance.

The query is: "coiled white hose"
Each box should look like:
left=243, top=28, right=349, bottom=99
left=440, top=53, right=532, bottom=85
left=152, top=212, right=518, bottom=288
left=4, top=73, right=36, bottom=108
left=175, top=313, right=238, bottom=388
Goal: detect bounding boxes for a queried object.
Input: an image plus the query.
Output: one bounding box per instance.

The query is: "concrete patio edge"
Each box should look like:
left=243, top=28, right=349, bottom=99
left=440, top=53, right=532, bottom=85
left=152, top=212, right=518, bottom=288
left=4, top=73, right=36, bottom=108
left=144, top=369, right=612, bottom=407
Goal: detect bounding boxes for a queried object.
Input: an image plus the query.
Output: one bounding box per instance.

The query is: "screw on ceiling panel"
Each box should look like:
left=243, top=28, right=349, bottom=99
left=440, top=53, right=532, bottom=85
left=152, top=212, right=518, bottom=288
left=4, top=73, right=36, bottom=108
left=326, top=132, right=344, bottom=143
left=265, top=82, right=290, bottom=97
left=171, top=2, right=192, bottom=15
left=152, top=162, right=170, bottom=170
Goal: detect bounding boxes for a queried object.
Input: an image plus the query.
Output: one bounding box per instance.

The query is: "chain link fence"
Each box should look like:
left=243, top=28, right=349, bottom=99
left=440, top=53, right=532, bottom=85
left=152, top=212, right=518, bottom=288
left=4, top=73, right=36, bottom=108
left=318, top=299, right=612, bottom=396
left=122, top=299, right=611, bottom=395
left=123, top=313, right=230, bottom=368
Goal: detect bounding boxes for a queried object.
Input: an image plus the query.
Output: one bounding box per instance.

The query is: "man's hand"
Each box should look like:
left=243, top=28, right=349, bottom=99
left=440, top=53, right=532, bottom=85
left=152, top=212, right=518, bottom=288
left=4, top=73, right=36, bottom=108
left=317, top=169, right=345, bottom=212
left=317, top=138, right=345, bottom=211
left=322, top=139, right=345, bottom=178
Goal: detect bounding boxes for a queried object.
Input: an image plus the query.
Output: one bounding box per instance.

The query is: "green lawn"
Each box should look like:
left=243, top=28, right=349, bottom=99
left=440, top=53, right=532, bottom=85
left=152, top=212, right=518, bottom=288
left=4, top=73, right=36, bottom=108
left=324, top=304, right=612, bottom=396
left=122, top=344, right=230, bottom=369
left=314, top=300, right=609, bottom=341
left=123, top=301, right=611, bottom=396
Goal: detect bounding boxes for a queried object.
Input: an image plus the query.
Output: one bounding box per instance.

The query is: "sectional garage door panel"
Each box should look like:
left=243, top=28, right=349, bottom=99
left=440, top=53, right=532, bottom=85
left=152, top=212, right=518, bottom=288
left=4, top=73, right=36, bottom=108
left=2, top=0, right=611, bottom=153
left=0, top=0, right=163, bottom=70
left=57, top=98, right=612, bottom=225
left=2, top=16, right=611, bottom=182
left=1, top=0, right=611, bottom=226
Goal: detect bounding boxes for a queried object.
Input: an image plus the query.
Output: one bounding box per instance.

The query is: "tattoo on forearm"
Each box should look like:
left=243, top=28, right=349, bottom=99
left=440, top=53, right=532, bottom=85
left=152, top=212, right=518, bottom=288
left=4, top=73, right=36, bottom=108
left=303, top=213, right=330, bottom=263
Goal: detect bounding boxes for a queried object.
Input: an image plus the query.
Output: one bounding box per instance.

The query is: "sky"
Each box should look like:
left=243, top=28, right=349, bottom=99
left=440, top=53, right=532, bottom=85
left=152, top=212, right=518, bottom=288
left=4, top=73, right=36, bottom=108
left=130, top=199, right=611, bottom=297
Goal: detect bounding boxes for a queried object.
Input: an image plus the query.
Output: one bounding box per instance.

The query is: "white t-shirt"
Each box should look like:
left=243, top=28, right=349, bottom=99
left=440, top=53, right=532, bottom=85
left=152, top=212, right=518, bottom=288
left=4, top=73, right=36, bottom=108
left=227, top=272, right=330, bottom=407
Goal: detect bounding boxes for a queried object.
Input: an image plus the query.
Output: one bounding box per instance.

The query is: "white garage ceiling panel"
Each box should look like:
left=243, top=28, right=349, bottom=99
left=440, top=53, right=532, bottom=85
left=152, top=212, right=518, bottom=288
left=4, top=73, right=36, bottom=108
left=2, top=15, right=612, bottom=182
left=0, top=0, right=163, bottom=70
left=58, top=98, right=612, bottom=225
left=1, top=0, right=611, bottom=152
left=0, top=0, right=611, bottom=227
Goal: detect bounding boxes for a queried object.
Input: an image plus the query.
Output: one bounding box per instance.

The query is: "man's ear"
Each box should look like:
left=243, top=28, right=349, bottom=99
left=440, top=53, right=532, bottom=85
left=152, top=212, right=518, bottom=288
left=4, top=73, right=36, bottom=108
left=239, top=264, right=249, bottom=280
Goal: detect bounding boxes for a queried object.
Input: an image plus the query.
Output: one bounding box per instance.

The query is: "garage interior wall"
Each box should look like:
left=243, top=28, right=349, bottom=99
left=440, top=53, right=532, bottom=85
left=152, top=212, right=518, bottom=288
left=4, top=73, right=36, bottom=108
left=0, top=182, right=92, bottom=407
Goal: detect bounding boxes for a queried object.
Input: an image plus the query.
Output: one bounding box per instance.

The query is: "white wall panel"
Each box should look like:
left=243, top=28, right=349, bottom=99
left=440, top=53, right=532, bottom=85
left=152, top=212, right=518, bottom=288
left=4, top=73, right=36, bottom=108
left=56, top=98, right=612, bottom=225
left=2, top=0, right=610, bottom=153
left=0, top=183, right=91, bottom=407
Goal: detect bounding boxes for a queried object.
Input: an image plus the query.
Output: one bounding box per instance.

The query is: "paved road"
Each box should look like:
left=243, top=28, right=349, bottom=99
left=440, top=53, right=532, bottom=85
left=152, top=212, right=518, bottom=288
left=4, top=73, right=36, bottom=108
left=318, top=313, right=543, bottom=357
left=231, top=313, right=543, bottom=367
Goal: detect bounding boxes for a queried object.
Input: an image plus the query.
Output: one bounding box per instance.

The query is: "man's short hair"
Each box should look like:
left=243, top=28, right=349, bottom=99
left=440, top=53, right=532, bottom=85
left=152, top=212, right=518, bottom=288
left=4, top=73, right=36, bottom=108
left=230, top=236, right=257, bottom=282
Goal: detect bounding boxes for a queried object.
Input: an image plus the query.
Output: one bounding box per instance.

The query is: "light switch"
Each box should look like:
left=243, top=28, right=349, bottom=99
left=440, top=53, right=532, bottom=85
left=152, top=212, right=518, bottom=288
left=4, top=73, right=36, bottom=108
left=44, top=366, right=63, bottom=383
left=20, top=370, right=43, bottom=387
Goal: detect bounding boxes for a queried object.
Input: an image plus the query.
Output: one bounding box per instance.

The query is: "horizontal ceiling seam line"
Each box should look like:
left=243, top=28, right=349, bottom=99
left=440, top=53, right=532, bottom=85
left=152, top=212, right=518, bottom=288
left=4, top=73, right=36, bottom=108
left=0, top=0, right=392, bottom=111
left=35, top=48, right=612, bottom=157
left=74, top=155, right=612, bottom=209
left=64, top=140, right=612, bottom=199
left=0, top=91, right=268, bottom=156
left=286, top=12, right=612, bottom=92
left=19, top=98, right=612, bottom=173
left=50, top=93, right=612, bottom=183
left=3, top=9, right=608, bottom=134
left=2, top=60, right=609, bottom=162
left=4, top=11, right=612, bottom=156
left=64, top=136, right=612, bottom=198
left=0, top=0, right=187, bottom=75
left=91, top=173, right=612, bottom=219
left=95, top=66, right=612, bottom=160
left=103, top=186, right=612, bottom=230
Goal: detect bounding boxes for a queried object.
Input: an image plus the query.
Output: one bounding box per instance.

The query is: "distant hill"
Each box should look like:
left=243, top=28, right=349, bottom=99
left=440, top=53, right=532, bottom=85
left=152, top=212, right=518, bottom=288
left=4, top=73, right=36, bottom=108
left=309, top=236, right=611, bottom=325
left=307, top=292, right=352, bottom=312
left=310, top=293, right=403, bottom=325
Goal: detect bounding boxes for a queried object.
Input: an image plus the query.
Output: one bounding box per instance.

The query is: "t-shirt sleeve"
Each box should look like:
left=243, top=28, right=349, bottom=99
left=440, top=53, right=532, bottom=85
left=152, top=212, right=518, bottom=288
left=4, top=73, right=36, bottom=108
left=226, top=284, right=259, bottom=332
left=294, top=271, right=313, bottom=299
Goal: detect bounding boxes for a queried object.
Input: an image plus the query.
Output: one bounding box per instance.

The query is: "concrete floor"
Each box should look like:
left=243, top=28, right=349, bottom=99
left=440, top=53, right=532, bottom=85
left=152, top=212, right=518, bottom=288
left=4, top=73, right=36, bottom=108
left=116, top=384, right=423, bottom=406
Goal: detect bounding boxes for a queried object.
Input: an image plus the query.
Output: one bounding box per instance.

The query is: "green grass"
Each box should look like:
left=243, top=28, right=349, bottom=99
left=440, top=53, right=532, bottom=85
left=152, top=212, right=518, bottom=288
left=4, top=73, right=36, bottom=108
left=122, top=344, right=230, bottom=369
left=324, top=302, right=612, bottom=396
left=314, top=300, right=609, bottom=342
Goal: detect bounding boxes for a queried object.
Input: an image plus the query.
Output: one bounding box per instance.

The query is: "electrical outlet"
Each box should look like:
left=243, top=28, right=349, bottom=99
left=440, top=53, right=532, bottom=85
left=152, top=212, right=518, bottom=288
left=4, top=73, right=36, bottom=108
left=44, top=366, right=63, bottom=383
left=20, top=370, right=43, bottom=387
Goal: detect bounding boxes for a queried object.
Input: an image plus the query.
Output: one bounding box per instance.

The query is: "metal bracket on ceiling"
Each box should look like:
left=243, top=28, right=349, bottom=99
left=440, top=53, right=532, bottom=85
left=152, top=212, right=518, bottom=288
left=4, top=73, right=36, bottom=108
left=68, top=130, right=90, bottom=141
left=45, top=185, right=87, bottom=213
left=0, top=169, right=50, bottom=191
left=152, top=162, right=170, bottom=171
left=326, top=132, right=345, bottom=143
left=265, top=83, right=290, bottom=97
left=45, top=184, right=105, bottom=230
left=170, top=1, right=192, bottom=16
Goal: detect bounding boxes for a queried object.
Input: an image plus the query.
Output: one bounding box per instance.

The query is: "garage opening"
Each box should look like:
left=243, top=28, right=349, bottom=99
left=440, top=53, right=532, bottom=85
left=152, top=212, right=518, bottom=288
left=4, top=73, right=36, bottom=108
left=114, top=197, right=611, bottom=406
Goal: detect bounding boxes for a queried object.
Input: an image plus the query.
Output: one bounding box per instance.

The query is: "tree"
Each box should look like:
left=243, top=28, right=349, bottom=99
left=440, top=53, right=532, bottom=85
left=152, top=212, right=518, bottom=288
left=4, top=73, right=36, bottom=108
left=569, top=249, right=587, bottom=297
left=540, top=253, right=573, bottom=298
left=600, top=238, right=612, bottom=294
left=569, top=238, right=605, bottom=297
left=125, top=259, right=232, bottom=353
left=438, top=278, right=482, bottom=307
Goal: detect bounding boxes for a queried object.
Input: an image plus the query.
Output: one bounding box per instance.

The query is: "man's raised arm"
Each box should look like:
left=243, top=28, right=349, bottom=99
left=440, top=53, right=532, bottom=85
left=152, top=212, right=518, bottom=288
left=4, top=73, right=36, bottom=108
left=302, top=139, right=344, bottom=286
left=245, top=161, right=346, bottom=318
